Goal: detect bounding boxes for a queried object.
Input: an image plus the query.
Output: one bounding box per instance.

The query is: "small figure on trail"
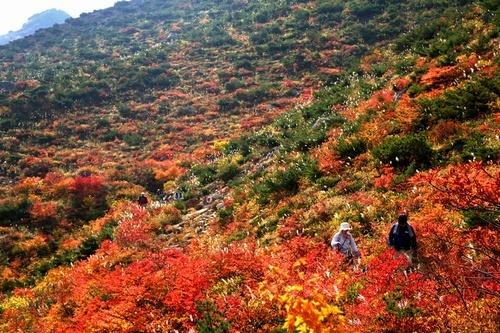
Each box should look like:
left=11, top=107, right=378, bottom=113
left=156, top=188, right=167, bottom=202
left=137, top=192, right=148, bottom=208
left=331, top=222, right=361, bottom=269
left=388, top=210, right=417, bottom=265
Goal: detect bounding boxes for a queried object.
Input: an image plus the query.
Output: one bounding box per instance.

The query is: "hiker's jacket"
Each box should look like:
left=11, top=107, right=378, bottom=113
left=388, top=223, right=417, bottom=251
left=138, top=195, right=148, bottom=206
left=331, top=232, right=359, bottom=256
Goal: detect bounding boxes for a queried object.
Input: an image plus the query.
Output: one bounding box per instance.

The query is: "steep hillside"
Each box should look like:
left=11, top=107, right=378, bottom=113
left=0, top=0, right=499, bottom=332
left=0, top=9, right=70, bottom=46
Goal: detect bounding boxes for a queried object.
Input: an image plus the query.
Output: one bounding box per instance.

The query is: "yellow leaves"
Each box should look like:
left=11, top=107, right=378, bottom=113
left=211, top=275, right=244, bottom=296
left=279, top=284, right=344, bottom=333
left=213, top=139, right=229, bottom=151
left=0, top=296, right=30, bottom=311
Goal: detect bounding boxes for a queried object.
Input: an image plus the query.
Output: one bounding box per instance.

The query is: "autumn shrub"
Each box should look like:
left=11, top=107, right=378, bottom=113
left=372, top=133, right=434, bottom=169
left=150, top=205, right=182, bottom=231
left=125, top=167, right=163, bottom=192
left=115, top=209, right=152, bottom=249
left=411, top=162, right=499, bottom=217
left=429, top=120, right=463, bottom=144
left=68, top=175, right=108, bottom=222
left=32, top=221, right=117, bottom=279
left=19, top=157, right=53, bottom=178
left=29, top=201, right=59, bottom=230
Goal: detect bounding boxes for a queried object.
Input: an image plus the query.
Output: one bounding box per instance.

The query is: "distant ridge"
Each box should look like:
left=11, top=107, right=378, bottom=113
left=0, top=8, right=70, bottom=45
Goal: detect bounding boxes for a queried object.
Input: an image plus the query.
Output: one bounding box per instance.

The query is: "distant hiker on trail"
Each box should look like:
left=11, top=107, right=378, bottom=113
left=331, top=222, right=361, bottom=269
left=138, top=192, right=148, bottom=208
left=388, top=210, right=417, bottom=265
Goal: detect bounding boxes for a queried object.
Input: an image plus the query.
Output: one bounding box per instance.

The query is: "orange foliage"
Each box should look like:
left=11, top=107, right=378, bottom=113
left=394, top=94, right=419, bottom=131
left=154, top=164, right=185, bottom=182
left=29, top=200, right=58, bottom=221
left=315, top=147, right=344, bottom=175
left=420, top=65, right=460, bottom=87
left=374, top=165, right=395, bottom=190
left=319, top=67, right=342, bottom=75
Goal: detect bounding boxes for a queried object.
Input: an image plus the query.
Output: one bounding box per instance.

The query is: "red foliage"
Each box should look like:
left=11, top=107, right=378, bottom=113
left=69, top=175, right=106, bottom=198
left=411, top=162, right=499, bottom=213
left=374, top=165, right=394, bottom=190
left=114, top=206, right=152, bottom=248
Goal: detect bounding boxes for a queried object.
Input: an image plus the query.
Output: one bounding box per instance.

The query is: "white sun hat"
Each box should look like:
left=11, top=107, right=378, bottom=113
left=339, top=222, right=352, bottom=231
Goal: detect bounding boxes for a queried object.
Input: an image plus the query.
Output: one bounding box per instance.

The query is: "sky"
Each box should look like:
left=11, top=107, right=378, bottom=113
left=0, top=0, right=121, bottom=35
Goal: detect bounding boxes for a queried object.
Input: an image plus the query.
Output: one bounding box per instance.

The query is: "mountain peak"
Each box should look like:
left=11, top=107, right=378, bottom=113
left=0, top=8, right=70, bottom=45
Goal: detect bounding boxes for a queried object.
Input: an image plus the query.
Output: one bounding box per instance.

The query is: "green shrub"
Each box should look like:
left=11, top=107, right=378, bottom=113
left=372, top=134, right=433, bottom=169
left=264, top=167, right=301, bottom=194
left=418, top=76, right=499, bottom=126
left=224, top=79, right=245, bottom=92
left=216, top=162, right=240, bottom=182
left=234, top=85, right=274, bottom=105
left=460, top=132, right=498, bottom=162
left=285, top=125, right=327, bottom=152
left=0, top=199, right=30, bottom=227
left=217, top=206, right=234, bottom=226
left=335, top=137, right=367, bottom=160
left=218, top=98, right=240, bottom=113
left=191, top=165, right=217, bottom=185
left=123, top=133, right=143, bottom=146
left=223, top=138, right=251, bottom=157
left=347, top=0, right=383, bottom=20
left=117, top=103, right=133, bottom=118
left=256, top=156, right=319, bottom=203
left=196, top=301, right=230, bottom=333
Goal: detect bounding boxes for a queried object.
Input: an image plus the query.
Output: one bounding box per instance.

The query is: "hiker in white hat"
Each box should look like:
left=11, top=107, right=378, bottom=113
left=331, top=222, right=361, bottom=268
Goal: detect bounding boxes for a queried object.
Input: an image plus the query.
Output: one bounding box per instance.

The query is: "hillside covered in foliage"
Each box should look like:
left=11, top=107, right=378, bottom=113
left=0, top=0, right=499, bottom=332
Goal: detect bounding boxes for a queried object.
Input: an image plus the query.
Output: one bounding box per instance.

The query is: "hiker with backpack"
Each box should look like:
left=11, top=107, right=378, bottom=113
left=137, top=192, right=148, bottom=208
left=331, top=222, right=361, bottom=269
left=388, top=210, right=417, bottom=265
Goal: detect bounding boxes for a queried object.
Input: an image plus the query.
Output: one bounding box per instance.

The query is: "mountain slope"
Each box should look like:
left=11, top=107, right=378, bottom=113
left=0, top=9, right=70, bottom=46
left=0, top=0, right=498, bottom=332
